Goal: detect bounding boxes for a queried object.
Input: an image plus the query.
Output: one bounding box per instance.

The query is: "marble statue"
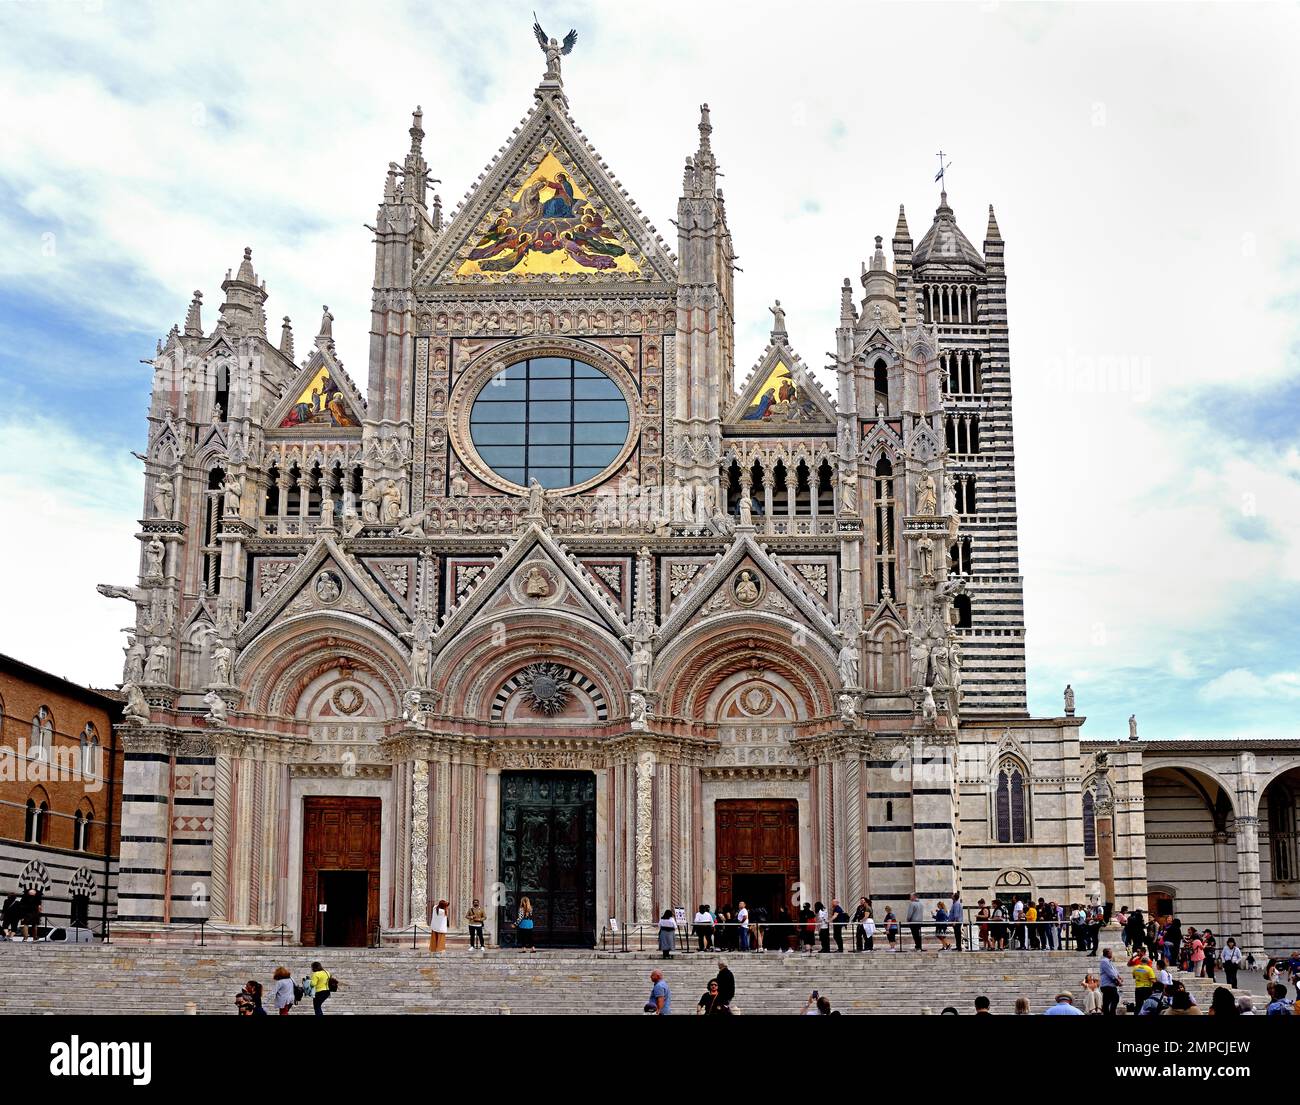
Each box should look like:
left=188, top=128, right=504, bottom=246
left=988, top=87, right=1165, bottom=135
left=629, top=691, right=648, bottom=730
left=533, top=17, right=577, bottom=82
left=123, top=635, right=146, bottom=684
left=145, top=642, right=170, bottom=683
left=203, top=689, right=227, bottom=727
left=1129, top=714, right=1138, bottom=740
left=739, top=494, right=752, bottom=527
left=210, top=637, right=233, bottom=685
left=770, top=299, right=787, bottom=334
left=943, top=472, right=957, bottom=516
left=838, top=693, right=857, bottom=726
left=524, top=566, right=550, bottom=597
left=527, top=478, right=545, bottom=518
left=735, top=571, right=759, bottom=605
left=153, top=474, right=175, bottom=520
left=450, top=473, right=469, bottom=498
left=1064, top=684, right=1075, bottom=715
left=222, top=472, right=243, bottom=517
left=403, top=616, right=434, bottom=686
left=380, top=481, right=402, bottom=525
left=920, top=685, right=938, bottom=722
left=402, top=688, right=426, bottom=729
left=320, top=496, right=335, bottom=528
left=907, top=631, right=930, bottom=689
left=122, top=682, right=150, bottom=725
left=917, top=536, right=935, bottom=577
left=396, top=511, right=427, bottom=538
left=143, top=536, right=166, bottom=584
left=916, top=473, right=937, bottom=515
left=836, top=638, right=860, bottom=689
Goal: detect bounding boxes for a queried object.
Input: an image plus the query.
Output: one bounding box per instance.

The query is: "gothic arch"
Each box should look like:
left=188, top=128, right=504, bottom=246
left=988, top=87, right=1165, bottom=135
left=653, top=615, right=838, bottom=723
left=431, top=609, right=630, bottom=724
left=1249, top=759, right=1300, bottom=818
left=238, top=611, right=408, bottom=720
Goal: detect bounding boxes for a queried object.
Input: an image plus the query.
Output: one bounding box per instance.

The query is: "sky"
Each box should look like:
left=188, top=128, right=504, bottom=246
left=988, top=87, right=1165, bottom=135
left=0, top=0, right=1297, bottom=743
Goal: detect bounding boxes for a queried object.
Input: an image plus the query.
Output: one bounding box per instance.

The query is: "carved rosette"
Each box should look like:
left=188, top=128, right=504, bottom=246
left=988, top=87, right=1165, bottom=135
left=410, top=760, right=430, bottom=927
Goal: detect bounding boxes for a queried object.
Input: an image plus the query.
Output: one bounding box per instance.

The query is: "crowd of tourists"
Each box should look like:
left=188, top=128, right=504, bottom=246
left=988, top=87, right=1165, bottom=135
left=233, top=961, right=340, bottom=1015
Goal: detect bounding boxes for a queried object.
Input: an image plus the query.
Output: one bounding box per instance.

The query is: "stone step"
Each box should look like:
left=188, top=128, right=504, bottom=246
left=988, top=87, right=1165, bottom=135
left=0, top=946, right=1236, bottom=1015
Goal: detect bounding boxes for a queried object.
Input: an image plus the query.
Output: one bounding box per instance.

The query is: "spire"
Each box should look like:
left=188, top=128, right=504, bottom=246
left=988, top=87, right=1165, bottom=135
left=218, top=247, right=268, bottom=337
left=402, top=105, right=429, bottom=207
left=432, top=193, right=443, bottom=232
left=894, top=204, right=911, bottom=241
left=697, top=103, right=713, bottom=157
left=840, top=278, right=856, bottom=325
left=870, top=234, right=887, bottom=271
left=183, top=290, right=203, bottom=337
left=985, top=204, right=1002, bottom=241
left=860, top=235, right=900, bottom=329
left=279, top=316, right=294, bottom=360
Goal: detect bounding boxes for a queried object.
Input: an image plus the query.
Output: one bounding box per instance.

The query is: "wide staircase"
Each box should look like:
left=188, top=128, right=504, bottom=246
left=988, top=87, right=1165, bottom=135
left=0, top=944, right=1236, bottom=1015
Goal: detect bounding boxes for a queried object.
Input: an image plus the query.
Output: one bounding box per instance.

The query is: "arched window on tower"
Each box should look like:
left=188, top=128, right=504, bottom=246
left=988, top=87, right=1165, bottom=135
left=816, top=459, right=834, bottom=515
left=214, top=361, right=230, bottom=422
left=203, top=467, right=225, bottom=594
left=1082, top=786, right=1097, bottom=859
left=994, top=759, right=1029, bottom=844
left=953, top=593, right=973, bottom=629
left=873, top=456, right=896, bottom=599
left=873, top=359, right=889, bottom=415
left=265, top=464, right=281, bottom=515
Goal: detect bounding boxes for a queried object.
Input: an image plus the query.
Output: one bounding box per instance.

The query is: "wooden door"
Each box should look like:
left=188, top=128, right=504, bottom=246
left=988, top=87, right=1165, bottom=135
left=300, top=796, right=381, bottom=946
left=715, top=799, right=800, bottom=912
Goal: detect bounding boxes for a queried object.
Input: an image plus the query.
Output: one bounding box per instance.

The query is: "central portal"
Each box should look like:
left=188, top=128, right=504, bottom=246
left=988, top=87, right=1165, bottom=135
left=715, top=799, right=800, bottom=921
left=300, top=796, right=381, bottom=947
left=498, top=771, right=597, bottom=947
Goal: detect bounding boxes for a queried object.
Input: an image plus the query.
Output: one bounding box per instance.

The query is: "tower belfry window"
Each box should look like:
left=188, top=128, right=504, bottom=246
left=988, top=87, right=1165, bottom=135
left=873, top=456, right=896, bottom=599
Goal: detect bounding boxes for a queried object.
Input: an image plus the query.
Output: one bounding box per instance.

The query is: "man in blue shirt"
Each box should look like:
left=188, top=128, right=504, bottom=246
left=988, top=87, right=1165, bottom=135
left=949, top=893, right=964, bottom=951
left=1266, top=981, right=1294, bottom=1016
left=1043, top=992, right=1085, bottom=1015
left=1098, top=947, right=1121, bottom=1015
left=647, top=969, right=671, bottom=1015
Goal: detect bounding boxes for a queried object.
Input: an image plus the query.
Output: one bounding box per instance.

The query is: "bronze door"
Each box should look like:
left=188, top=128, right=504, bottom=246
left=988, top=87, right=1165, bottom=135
left=300, top=796, right=381, bottom=946
left=498, top=772, right=597, bottom=947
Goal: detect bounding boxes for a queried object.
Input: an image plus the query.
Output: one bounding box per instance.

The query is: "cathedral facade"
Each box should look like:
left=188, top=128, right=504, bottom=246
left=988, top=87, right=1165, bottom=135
left=105, top=42, right=1121, bottom=949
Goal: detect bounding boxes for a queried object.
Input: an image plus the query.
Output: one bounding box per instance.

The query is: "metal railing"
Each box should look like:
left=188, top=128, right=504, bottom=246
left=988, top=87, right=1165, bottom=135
left=599, top=918, right=1106, bottom=954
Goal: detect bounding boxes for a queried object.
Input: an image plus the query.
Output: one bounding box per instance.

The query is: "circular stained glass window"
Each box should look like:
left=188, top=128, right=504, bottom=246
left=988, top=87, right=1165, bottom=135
left=468, top=355, right=630, bottom=490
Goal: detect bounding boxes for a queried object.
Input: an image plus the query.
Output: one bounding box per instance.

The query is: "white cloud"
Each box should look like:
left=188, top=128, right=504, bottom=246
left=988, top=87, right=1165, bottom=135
left=1201, top=668, right=1300, bottom=703
left=0, top=416, right=141, bottom=686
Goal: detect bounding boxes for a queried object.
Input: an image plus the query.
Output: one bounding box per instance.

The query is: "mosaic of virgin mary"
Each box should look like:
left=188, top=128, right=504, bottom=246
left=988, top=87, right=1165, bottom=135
left=459, top=151, right=639, bottom=277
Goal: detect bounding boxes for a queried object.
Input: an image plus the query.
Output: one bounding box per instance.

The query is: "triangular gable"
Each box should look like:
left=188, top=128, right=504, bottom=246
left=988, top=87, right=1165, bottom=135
left=434, top=523, right=629, bottom=647
left=266, top=347, right=364, bottom=432
left=725, top=339, right=835, bottom=428
left=658, top=531, right=839, bottom=645
left=863, top=597, right=905, bottom=632
left=416, top=91, right=676, bottom=286
left=237, top=535, right=409, bottom=649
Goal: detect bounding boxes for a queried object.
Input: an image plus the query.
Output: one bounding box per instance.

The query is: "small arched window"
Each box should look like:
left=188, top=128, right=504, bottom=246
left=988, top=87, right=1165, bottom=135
left=954, top=593, right=973, bottom=629
left=74, top=801, right=95, bottom=852
left=24, top=788, right=50, bottom=844
left=30, top=707, right=53, bottom=762
left=1082, top=787, right=1097, bottom=858
left=995, top=759, right=1028, bottom=844
left=873, top=359, right=889, bottom=415
left=80, top=723, right=100, bottom=778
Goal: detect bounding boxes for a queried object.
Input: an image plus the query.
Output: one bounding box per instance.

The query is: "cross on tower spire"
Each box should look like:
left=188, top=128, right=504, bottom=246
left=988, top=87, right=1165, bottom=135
left=934, top=149, right=953, bottom=197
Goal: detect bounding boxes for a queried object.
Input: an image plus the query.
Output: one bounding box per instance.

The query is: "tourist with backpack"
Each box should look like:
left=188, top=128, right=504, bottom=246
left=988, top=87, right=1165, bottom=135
left=272, top=966, right=296, bottom=1015
left=309, top=960, right=336, bottom=1015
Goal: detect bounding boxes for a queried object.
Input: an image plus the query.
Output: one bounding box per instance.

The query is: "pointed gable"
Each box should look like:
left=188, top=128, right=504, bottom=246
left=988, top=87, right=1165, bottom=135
left=416, top=89, right=676, bottom=287
left=658, top=532, right=840, bottom=647
left=434, top=523, right=630, bottom=647
left=725, top=335, right=836, bottom=430
left=266, top=347, right=364, bottom=433
left=237, top=536, right=409, bottom=650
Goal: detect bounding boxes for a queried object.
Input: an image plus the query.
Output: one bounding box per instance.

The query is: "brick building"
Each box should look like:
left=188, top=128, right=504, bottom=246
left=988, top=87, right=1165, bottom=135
left=0, top=654, right=122, bottom=931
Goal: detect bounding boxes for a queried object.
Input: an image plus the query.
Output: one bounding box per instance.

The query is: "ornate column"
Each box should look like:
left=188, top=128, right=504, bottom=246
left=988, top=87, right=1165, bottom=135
left=635, top=749, right=655, bottom=923
left=410, top=759, right=430, bottom=928
left=208, top=747, right=234, bottom=921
